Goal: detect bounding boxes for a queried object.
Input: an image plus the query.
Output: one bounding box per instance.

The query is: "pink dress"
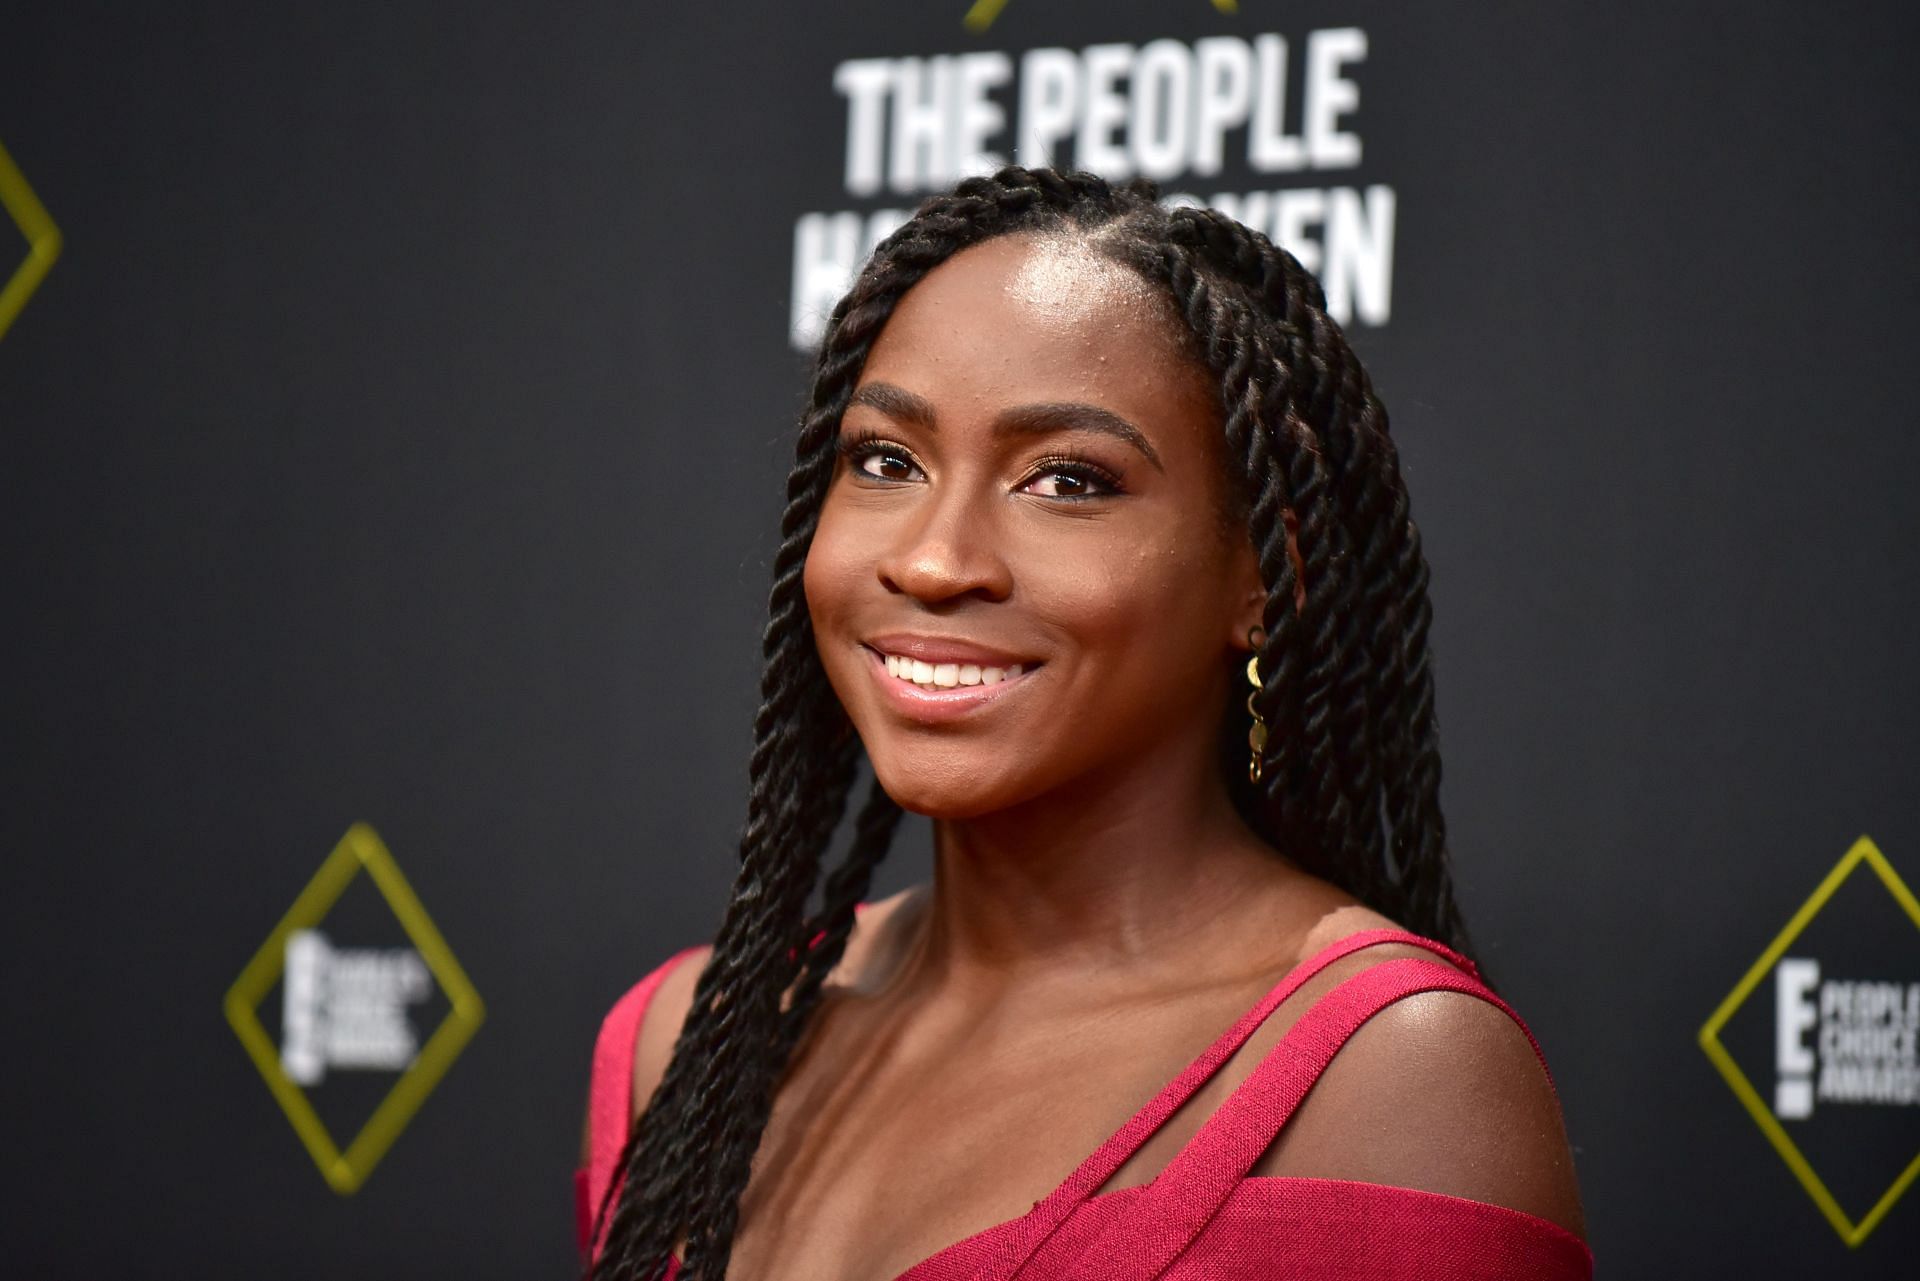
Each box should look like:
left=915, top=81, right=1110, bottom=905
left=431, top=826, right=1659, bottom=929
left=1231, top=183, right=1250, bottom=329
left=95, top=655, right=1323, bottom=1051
left=578, top=928, right=1593, bottom=1279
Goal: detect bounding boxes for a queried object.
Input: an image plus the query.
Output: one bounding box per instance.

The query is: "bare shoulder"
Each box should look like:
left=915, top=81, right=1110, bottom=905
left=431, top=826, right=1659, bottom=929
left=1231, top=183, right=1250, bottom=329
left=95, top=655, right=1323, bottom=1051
left=578, top=943, right=712, bottom=1168
left=609, top=887, right=926, bottom=1136
left=1251, top=949, right=1587, bottom=1240
left=627, top=944, right=714, bottom=1120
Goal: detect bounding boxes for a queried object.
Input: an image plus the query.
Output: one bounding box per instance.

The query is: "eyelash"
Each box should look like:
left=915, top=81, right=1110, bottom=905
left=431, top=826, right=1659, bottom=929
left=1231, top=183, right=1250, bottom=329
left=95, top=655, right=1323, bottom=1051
left=836, top=432, right=1127, bottom=500
left=1023, top=450, right=1126, bottom=499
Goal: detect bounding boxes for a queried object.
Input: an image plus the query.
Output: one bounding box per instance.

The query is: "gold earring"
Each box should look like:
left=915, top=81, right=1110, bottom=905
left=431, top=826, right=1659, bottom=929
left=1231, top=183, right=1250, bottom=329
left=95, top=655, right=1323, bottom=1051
left=1245, top=627, right=1267, bottom=783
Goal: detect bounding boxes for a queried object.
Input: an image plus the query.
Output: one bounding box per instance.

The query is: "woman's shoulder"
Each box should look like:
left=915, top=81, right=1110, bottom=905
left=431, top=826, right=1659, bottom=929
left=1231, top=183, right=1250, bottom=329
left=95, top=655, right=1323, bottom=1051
left=614, top=887, right=927, bottom=1122
left=578, top=941, right=712, bottom=1198
left=1248, top=904, right=1588, bottom=1241
left=624, top=943, right=712, bottom=1119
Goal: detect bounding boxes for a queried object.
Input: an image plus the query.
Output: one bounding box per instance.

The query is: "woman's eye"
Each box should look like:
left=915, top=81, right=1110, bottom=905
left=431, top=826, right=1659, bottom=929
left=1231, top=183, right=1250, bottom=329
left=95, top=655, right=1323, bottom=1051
left=1021, top=466, right=1117, bottom=499
left=854, top=449, right=921, bottom=482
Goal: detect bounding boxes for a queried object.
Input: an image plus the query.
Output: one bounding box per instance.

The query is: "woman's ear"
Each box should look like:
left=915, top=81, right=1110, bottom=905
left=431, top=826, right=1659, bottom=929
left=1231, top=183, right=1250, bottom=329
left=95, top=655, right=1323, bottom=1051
left=1227, top=531, right=1266, bottom=651
left=1227, top=507, right=1305, bottom=650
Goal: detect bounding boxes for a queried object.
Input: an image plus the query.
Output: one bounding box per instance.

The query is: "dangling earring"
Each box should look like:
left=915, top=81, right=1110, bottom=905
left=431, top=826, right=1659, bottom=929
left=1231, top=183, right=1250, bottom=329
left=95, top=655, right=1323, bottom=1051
left=1245, top=626, right=1268, bottom=783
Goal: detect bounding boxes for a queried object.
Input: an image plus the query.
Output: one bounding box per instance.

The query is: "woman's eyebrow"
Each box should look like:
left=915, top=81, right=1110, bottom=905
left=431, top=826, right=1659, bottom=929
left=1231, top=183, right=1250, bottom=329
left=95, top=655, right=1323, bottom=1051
left=994, top=402, right=1164, bottom=472
left=846, top=381, right=936, bottom=426
left=846, top=382, right=1164, bottom=472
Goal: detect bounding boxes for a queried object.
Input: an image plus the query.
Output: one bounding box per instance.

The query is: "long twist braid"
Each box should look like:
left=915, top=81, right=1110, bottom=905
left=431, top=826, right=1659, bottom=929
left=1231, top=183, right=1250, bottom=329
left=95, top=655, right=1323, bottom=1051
left=1110, top=232, right=1352, bottom=887
left=777, top=777, right=906, bottom=1061
left=1144, top=206, right=1460, bottom=939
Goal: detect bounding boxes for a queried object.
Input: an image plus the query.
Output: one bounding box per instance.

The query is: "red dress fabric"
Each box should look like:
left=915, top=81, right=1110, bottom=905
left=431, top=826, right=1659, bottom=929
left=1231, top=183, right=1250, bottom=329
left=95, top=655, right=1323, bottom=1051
left=578, top=928, right=1593, bottom=1279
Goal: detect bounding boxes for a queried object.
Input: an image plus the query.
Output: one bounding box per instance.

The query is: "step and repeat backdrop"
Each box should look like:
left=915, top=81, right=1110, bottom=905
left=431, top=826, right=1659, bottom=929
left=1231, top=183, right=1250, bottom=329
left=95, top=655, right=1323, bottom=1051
left=4, top=1, right=1916, bottom=1276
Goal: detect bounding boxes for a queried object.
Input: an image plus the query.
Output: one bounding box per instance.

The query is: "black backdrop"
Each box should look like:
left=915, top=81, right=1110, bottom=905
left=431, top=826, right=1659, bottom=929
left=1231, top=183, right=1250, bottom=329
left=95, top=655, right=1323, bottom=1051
left=5, top=2, right=1918, bottom=1276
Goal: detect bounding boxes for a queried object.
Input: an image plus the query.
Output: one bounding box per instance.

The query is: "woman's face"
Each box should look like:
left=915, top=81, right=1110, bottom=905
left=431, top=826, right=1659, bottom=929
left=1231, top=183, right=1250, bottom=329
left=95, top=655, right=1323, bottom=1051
left=803, top=233, right=1264, bottom=819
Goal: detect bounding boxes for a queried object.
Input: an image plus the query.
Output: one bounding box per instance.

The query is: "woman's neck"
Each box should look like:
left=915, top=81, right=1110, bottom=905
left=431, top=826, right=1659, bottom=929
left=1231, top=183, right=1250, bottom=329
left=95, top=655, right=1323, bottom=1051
left=902, top=736, right=1295, bottom=996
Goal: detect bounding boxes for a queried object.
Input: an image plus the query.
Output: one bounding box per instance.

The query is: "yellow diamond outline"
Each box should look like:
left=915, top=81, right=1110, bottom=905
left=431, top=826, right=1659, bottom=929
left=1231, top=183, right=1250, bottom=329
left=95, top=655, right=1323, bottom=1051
left=1697, top=834, right=1920, bottom=1246
left=223, top=823, right=486, bottom=1194
left=963, top=0, right=1237, bottom=34
left=0, top=136, right=62, bottom=342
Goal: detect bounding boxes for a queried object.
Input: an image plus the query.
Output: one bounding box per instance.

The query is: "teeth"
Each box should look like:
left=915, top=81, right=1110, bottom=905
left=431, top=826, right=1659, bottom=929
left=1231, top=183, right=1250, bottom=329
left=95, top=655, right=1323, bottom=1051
left=881, top=652, right=1029, bottom=689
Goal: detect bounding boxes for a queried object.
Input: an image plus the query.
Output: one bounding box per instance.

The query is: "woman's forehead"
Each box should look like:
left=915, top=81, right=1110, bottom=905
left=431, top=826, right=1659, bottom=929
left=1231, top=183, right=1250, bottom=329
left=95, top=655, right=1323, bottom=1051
left=1003, top=233, right=1164, bottom=330
left=860, top=233, right=1213, bottom=426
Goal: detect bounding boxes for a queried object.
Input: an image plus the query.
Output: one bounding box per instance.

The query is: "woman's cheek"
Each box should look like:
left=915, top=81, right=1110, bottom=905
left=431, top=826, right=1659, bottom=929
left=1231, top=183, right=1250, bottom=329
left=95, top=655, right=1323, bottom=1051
left=804, top=499, right=861, bottom=627
left=802, top=524, right=863, bottom=698
left=1025, top=534, right=1196, bottom=643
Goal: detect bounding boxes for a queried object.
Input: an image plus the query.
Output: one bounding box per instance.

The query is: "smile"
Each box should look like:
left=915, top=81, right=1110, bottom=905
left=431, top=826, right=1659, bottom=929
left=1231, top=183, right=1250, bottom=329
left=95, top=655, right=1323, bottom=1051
left=860, top=638, right=1041, bottom=721
left=882, top=653, right=1024, bottom=689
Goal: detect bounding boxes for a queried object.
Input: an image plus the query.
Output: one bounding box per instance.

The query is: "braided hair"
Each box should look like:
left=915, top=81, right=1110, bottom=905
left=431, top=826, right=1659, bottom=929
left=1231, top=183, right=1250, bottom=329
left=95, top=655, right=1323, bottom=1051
left=589, top=166, right=1471, bottom=1280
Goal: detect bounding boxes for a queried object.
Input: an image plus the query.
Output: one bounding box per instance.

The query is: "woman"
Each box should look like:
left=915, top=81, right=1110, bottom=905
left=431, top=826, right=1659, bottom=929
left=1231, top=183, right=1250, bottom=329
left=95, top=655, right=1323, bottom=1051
left=578, top=167, right=1590, bottom=1280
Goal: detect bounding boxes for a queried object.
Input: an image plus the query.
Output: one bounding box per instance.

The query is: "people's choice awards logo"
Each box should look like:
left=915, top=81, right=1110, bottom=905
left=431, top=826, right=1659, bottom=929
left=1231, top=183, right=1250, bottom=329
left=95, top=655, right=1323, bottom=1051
left=0, top=135, right=62, bottom=341
left=225, top=824, right=484, bottom=1193
left=1699, top=835, right=1920, bottom=1245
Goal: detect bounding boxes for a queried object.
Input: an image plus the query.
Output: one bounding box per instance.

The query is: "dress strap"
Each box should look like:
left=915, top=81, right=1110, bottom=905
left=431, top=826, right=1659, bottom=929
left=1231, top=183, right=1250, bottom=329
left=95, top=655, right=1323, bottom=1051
left=976, top=929, right=1473, bottom=1278
left=1056, top=956, right=1547, bottom=1280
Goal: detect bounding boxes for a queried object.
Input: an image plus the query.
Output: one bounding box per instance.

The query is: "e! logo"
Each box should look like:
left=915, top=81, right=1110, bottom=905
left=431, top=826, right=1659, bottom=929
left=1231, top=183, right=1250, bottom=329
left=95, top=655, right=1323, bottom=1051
left=1700, top=836, right=1920, bottom=1245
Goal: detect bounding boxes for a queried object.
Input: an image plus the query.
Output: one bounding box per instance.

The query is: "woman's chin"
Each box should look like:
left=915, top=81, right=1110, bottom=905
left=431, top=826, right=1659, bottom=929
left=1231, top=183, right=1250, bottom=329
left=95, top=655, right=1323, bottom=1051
left=867, top=756, right=1030, bottom=822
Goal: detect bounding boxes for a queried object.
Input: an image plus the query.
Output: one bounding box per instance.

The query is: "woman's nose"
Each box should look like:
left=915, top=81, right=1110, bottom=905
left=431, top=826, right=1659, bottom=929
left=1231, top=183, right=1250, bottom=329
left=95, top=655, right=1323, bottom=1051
left=874, top=489, right=1014, bottom=604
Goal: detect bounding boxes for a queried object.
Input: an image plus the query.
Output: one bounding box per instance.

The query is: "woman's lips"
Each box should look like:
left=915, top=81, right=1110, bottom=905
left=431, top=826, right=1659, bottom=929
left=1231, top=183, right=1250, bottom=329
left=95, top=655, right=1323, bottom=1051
left=860, top=644, right=1039, bottom=723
